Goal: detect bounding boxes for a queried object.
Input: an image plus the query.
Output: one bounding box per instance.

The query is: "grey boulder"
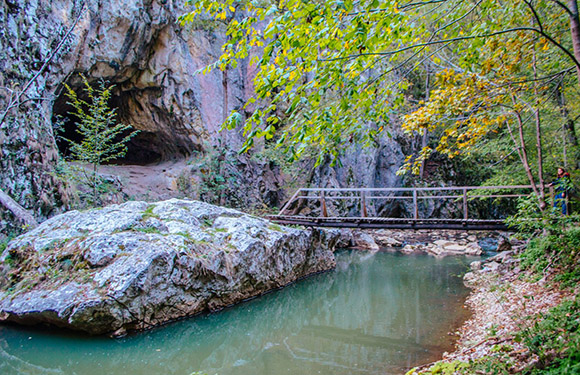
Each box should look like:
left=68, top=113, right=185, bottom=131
left=0, top=199, right=338, bottom=335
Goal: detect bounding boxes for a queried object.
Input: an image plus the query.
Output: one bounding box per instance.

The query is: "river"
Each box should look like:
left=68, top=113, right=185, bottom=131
left=0, top=250, right=476, bottom=375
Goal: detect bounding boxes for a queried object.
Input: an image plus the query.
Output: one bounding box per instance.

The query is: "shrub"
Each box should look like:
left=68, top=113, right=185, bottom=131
left=61, top=75, right=138, bottom=206
left=519, top=228, right=580, bottom=286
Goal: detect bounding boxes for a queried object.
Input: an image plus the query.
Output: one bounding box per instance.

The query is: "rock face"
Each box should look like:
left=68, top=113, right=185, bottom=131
left=0, top=0, right=257, bottom=223
left=306, top=141, right=406, bottom=217
left=0, top=199, right=338, bottom=335
left=1, top=0, right=399, bottom=224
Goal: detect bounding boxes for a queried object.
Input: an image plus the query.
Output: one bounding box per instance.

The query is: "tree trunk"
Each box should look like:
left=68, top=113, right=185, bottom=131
left=0, top=189, right=37, bottom=227
left=222, top=68, right=228, bottom=123
left=419, top=67, right=430, bottom=179
left=556, top=86, right=580, bottom=169
left=514, top=111, right=542, bottom=204
left=534, top=108, right=546, bottom=209
left=509, top=93, right=546, bottom=211
left=218, top=67, right=229, bottom=207
left=532, top=52, right=546, bottom=209
left=568, top=0, right=580, bottom=83
left=93, top=163, right=99, bottom=206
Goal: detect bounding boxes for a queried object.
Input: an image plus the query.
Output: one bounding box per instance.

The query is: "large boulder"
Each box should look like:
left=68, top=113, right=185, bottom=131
left=0, top=199, right=338, bottom=335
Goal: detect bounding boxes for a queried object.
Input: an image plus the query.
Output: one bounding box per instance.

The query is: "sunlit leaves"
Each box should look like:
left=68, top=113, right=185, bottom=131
left=180, top=0, right=579, bottom=170
left=180, top=0, right=410, bottom=164
left=399, top=69, right=512, bottom=174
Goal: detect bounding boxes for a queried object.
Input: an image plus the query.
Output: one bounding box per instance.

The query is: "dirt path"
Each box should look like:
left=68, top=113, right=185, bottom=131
left=97, top=159, right=192, bottom=201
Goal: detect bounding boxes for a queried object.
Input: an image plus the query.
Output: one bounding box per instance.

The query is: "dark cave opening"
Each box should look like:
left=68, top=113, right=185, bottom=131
left=52, top=83, right=166, bottom=166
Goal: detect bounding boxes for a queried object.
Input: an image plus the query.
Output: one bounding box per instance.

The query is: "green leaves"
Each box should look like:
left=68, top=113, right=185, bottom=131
left=64, top=76, right=136, bottom=166
left=181, top=0, right=410, bottom=161
left=63, top=75, right=138, bottom=205
left=181, top=0, right=580, bottom=178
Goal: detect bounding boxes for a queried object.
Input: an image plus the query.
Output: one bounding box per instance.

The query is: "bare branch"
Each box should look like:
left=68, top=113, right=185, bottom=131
left=318, top=26, right=580, bottom=72
left=399, top=0, right=447, bottom=11
left=549, top=0, right=573, bottom=16
left=346, top=0, right=446, bottom=16
left=523, top=0, right=544, bottom=33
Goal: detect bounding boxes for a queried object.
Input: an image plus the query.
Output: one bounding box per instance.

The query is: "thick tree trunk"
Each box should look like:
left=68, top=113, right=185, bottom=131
left=568, top=1, right=580, bottom=83
left=0, top=189, right=37, bottom=227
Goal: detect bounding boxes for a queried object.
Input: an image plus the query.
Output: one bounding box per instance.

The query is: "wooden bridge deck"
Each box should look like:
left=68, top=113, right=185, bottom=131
left=268, top=215, right=508, bottom=230
left=267, top=185, right=543, bottom=231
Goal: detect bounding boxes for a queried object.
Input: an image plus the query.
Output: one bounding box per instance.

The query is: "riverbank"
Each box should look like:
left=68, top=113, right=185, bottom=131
left=3, top=204, right=576, bottom=373
left=408, top=227, right=580, bottom=374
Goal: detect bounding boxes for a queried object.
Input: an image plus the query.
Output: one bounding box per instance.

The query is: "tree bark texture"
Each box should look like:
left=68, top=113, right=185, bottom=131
left=556, top=87, right=580, bottom=169
left=568, top=1, right=580, bottom=83
left=0, top=189, right=37, bottom=227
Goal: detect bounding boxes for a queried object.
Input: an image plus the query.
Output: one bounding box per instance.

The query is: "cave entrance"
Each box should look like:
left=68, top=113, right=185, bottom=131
left=52, top=80, right=172, bottom=166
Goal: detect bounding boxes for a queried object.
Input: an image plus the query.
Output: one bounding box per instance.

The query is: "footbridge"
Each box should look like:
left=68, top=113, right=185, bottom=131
left=268, top=185, right=538, bottom=230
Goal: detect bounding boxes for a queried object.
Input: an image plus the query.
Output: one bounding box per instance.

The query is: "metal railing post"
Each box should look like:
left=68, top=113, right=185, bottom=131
left=463, top=188, right=468, bottom=220
left=413, top=189, right=418, bottom=219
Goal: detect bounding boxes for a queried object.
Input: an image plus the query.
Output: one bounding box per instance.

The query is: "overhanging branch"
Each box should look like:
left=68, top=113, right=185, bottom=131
left=318, top=27, right=580, bottom=72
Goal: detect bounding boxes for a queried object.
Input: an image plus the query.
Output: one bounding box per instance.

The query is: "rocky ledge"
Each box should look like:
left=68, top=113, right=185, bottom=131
left=0, top=199, right=338, bottom=336
left=338, top=229, right=514, bottom=256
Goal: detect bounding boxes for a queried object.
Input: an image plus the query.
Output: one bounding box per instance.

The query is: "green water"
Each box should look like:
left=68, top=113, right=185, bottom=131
left=0, top=251, right=475, bottom=375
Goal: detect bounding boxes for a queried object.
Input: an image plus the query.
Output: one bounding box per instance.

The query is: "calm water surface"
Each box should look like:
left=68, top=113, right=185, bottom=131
left=0, top=251, right=476, bottom=375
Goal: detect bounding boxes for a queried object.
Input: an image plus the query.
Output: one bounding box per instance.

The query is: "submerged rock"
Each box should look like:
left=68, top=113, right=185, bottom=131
left=351, top=232, right=380, bottom=251
left=427, top=239, right=483, bottom=256
left=0, top=199, right=338, bottom=335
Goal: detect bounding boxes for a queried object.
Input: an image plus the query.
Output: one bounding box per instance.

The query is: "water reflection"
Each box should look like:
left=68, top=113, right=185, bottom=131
left=0, top=251, right=474, bottom=375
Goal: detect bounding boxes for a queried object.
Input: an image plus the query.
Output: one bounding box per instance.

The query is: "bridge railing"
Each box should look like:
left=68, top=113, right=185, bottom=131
left=277, top=185, right=541, bottom=220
